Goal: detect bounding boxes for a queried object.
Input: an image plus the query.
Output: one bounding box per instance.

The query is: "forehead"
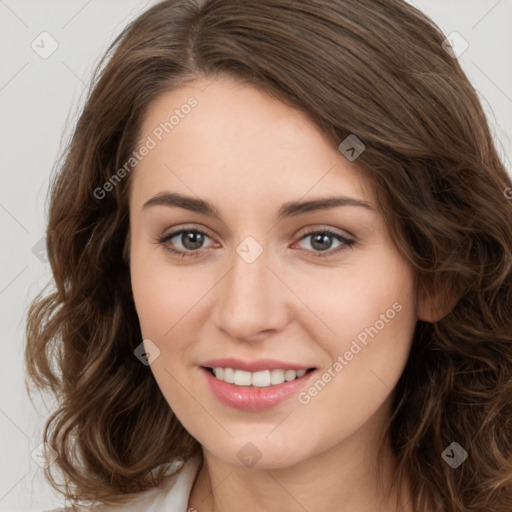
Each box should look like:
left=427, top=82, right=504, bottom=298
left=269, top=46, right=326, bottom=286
left=130, top=76, right=373, bottom=209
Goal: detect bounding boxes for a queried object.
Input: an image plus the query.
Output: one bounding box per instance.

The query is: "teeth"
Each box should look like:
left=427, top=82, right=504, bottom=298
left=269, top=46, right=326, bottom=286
left=270, top=369, right=285, bottom=385
left=251, top=370, right=271, bottom=387
left=212, top=367, right=308, bottom=387
left=223, top=368, right=235, bottom=383
left=234, top=369, right=252, bottom=386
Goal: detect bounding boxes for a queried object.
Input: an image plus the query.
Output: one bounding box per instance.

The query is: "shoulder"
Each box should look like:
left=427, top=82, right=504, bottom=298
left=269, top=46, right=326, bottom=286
left=42, top=509, right=80, bottom=512
left=42, top=505, right=105, bottom=511
left=42, top=509, right=75, bottom=512
left=40, top=453, right=203, bottom=512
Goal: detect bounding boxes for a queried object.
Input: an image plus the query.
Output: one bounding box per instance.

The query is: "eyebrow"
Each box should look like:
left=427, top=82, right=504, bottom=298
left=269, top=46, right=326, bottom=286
left=142, top=191, right=375, bottom=220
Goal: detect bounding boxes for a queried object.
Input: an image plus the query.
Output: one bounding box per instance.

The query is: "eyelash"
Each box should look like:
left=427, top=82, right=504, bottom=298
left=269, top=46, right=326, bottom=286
left=155, top=227, right=355, bottom=260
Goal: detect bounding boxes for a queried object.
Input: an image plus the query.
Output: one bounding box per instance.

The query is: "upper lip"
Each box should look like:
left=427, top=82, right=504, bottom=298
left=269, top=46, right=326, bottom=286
left=201, top=358, right=315, bottom=372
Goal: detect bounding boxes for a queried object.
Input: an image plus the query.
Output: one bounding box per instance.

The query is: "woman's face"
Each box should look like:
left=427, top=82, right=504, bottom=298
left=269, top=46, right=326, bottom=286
left=128, top=76, right=423, bottom=469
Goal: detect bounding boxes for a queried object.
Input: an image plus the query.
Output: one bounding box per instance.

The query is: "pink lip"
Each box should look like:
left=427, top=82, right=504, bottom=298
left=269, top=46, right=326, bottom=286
left=200, top=366, right=317, bottom=412
left=201, top=357, right=313, bottom=372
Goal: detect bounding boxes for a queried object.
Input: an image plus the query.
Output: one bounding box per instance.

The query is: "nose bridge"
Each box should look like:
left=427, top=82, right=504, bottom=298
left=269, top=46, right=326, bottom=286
left=214, top=236, right=287, bottom=341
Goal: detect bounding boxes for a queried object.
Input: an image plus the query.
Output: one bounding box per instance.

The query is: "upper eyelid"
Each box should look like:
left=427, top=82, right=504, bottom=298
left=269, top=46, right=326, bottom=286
left=161, top=225, right=213, bottom=240
left=162, top=223, right=358, bottom=240
left=161, top=226, right=354, bottom=247
left=161, top=223, right=355, bottom=239
left=295, top=226, right=355, bottom=240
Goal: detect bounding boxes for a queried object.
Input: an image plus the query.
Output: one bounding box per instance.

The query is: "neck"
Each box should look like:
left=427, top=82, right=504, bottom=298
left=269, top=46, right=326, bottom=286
left=188, top=402, right=413, bottom=512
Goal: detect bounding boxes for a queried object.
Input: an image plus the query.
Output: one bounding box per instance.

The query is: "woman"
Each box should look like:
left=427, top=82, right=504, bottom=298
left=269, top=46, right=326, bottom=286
left=26, top=0, right=512, bottom=511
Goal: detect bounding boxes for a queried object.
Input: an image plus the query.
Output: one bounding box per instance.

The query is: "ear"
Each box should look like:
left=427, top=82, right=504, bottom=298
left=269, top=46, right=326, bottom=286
left=416, top=279, right=459, bottom=323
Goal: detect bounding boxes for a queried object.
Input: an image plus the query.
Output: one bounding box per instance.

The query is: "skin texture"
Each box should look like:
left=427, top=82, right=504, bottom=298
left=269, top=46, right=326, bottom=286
left=128, top=76, right=434, bottom=511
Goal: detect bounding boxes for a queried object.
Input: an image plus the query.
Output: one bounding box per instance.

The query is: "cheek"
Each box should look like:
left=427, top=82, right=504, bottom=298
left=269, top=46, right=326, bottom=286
left=296, top=249, right=415, bottom=342
left=304, top=253, right=417, bottom=409
left=129, top=250, right=203, bottom=413
left=296, top=247, right=417, bottom=387
left=129, top=235, right=195, bottom=341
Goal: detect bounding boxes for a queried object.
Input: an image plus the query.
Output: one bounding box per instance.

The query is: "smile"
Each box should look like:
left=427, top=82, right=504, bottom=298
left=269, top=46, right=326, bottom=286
left=200, top=365, right=317, bottom=412
left=209, top=367, right=309, bottom=387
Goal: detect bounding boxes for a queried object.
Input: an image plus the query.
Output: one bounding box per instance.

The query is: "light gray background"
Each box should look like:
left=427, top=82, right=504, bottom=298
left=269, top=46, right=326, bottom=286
left=1, top=1, right=511, bottom=510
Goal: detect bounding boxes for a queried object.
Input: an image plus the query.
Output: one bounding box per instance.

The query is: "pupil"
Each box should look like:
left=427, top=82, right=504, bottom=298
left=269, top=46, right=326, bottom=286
left=311, top=233, right=332, bottom=251
left=183, top=231, right=204, bottom=250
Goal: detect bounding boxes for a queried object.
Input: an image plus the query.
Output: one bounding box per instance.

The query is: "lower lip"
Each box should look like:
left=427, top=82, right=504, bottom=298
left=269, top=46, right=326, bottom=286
left=200, top=367, right=316, bottom=412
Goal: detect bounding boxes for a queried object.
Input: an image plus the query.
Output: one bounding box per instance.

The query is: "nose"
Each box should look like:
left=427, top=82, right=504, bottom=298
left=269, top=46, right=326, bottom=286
left=212, top=242, right=290, bottom=343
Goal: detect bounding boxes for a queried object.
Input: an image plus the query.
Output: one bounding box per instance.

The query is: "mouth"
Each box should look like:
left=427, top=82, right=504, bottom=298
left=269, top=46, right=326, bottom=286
left=198, top=357, right=318, bottom=411
left=200, top=365, right=318, bottom=411
left=201, top=366, right=316, bottom=388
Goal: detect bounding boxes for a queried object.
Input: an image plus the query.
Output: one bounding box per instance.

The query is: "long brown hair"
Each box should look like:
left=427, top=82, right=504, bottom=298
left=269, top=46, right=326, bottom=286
left=25, top=0, right=512, bottom=509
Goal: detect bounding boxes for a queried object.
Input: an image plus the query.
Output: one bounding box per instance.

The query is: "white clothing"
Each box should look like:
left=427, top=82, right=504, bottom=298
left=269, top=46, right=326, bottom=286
left=43, top=453, right=202, bottom=512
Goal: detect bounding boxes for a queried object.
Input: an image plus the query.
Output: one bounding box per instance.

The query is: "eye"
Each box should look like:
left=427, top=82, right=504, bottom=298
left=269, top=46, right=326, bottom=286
left=155, top=226, right=355, bottom=260
left=293, top=229, right=354, bottom=258
left=156, top=228, right=216, bottom=258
